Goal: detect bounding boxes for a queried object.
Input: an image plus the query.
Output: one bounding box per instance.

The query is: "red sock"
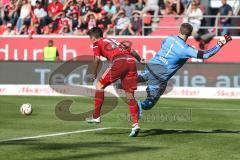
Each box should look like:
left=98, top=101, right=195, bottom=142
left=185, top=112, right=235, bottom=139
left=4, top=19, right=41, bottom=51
left=129, top=99, right=139, bottom=124
left=93, top=90, right=104, bottom=118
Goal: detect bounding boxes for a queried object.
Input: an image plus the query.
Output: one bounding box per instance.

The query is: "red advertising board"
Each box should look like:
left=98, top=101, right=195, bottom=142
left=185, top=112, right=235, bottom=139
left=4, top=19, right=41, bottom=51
left=0, top=36, right=239, bottom=62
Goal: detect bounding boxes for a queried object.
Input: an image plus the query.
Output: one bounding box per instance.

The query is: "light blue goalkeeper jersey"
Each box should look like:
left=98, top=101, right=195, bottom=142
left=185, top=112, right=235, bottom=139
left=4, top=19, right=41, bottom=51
left=148, top=35, right=221, bottom=81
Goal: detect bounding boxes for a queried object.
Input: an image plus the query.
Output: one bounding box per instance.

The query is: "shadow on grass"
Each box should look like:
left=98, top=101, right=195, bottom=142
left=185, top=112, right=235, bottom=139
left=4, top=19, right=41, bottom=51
left=139, top=129, right=240, bottom=137
left=1, top=141, right=162, bottom=160
left=95, top=128, right=240, bottom=137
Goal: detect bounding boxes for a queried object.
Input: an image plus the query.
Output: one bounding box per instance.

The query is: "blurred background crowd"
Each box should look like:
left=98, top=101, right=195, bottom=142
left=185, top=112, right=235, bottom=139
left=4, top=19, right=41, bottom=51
left=0, top=0, right=239, bottom=37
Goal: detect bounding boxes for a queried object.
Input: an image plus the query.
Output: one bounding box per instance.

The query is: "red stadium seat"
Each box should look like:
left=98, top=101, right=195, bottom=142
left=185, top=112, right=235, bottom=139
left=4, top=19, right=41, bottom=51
left=151, top=17, right=183, bottom=36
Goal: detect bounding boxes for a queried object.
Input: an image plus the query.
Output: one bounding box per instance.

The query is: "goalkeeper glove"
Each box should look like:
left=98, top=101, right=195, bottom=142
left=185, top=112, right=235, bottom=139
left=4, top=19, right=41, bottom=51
left=217, top=34, right=232, bottom=47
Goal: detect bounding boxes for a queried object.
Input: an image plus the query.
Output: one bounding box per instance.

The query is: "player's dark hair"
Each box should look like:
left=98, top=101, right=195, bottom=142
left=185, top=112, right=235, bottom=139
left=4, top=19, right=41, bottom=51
left=180, top=23, right=193, bottom=36
left=88, top=27, right=103, bottom=39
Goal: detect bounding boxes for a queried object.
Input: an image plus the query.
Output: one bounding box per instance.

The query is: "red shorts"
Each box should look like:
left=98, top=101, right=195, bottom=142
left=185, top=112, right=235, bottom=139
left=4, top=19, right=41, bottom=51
left=99, top=57, right=137, bottom=92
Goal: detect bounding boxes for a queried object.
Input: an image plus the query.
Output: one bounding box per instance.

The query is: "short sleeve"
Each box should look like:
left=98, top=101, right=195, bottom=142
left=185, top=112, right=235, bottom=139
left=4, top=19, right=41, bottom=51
left=92, top=44, right=101, bottom=57
left=227, top=5, right=233, bottom=12
left=112, top=6, right=117, bottom=14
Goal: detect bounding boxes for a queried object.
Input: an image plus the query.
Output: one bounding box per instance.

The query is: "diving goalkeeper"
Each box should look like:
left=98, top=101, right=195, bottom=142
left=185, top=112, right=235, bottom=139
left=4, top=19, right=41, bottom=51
left=137, top=23, right=232, bottom=115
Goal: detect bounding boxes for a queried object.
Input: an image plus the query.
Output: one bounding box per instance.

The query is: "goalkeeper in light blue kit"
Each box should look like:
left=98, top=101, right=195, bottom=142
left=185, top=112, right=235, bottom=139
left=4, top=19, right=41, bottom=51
left=137, top=23, right=232, bottom=115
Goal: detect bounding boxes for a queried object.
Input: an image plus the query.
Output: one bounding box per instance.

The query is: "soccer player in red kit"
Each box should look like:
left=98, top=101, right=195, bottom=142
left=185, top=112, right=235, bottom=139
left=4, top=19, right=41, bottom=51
left=86, top=27, right=141, bottom=137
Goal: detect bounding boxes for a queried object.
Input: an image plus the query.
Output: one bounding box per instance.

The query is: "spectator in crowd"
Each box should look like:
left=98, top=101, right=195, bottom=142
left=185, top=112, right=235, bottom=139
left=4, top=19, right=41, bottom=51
left=2, top=0, right=20, bottom=25
left=29, top=21, right=42, bottom=35
left=0, top=1, right=2, bottom=24
left=73, top=24, right=87, bottom=35
left=97, top=10, right=111, bottom=30
left=111, top=10, right=129, bottom=35
left=128, top=10, right=142, bottom=35
left=84, top=11, right=97, bottom=30
left=96, top=10, right=114, bottom=35
left=105, top=23, right=114, bottom=35
left=184, top=0, right=203, bottom=34
left=99, top=23, right=112, bottom=36
left=0, top=0, right=3, bottom=18
left=78, top=0, right=94, bottom=17
left=103, top=0, right=117, bottom=15
left=120, top=0, right=135, bottom=17
left=164, top=0, right=184, bottom=15
left=0, top=11, right=2, bottom=25
left=142, top=11, right=153, bottom=35
left=2, top=22, right=16, bottom=35
left=18, top=24, right=29, bottom=34
left=181, top=0, right=190, bottom=7
left=71, top=11, right=81, bottom=30
left=33, top=1, right=48, bottom=27
left=58, top=10, right=72, bottom=32
left=217, top=0, right=233, bottom=35
left=16, top=0, right=32, bottom=32
left=48, top=0, right=64, bottom=20
left=43, top=22, right=57, bottom=34
left=31, top=0, right=42, bottom=6
left=91, top=0, right=102, bottom=13
left=43, top=39, right=59, bottom=61
left=141, top=0, right=159, bottom=22
left=59, top=23, right=72, bottom=34
left=195, top=0, right=205, bottom=14
left=188, top=0, right=212, bottom=49
left=135, top=0, right=143, bottom=11
left=63, top=0, right=79, bottom=17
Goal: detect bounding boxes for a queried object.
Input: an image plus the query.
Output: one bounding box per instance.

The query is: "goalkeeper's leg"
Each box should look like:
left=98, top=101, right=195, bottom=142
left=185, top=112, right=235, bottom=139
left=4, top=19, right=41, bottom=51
left=138, top=81, right=167, bottom=117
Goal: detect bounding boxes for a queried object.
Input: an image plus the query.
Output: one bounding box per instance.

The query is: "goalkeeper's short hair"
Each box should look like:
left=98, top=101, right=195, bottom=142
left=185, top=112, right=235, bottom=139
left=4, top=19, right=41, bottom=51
left=180, top=23, right=193, bottom=36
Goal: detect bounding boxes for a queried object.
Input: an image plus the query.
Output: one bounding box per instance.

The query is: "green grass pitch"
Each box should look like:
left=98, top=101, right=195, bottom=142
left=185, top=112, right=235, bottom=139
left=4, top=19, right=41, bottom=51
left=0, top=96, right=240, bottom=160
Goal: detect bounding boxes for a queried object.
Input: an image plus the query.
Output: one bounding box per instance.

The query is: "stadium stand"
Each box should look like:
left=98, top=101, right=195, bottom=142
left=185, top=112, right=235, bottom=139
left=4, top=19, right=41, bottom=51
left=150, top=16, right=182, bottom=35
left=0, top=0, right=239, bottom=36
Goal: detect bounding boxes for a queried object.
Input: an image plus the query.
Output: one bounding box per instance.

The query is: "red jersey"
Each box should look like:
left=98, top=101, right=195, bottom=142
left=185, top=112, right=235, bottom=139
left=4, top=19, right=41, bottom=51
left=92, top=38, right=132, bottom=61
left=59, top=17, right=71, bottom=26
left=48, top=2, right=63, bottom=17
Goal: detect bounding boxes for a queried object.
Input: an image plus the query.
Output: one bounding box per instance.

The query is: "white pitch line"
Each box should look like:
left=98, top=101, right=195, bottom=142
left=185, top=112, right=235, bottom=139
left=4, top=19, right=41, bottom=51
left=159, top=107, right=240, bottom=111
left=0, top=127, right=111, bottom=143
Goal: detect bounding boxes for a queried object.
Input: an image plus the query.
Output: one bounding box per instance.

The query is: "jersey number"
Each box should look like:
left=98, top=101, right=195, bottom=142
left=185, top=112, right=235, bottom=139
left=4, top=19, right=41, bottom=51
left=103, top=39, right=121, bottom=50
left=165, top=43, right=174, bottom=57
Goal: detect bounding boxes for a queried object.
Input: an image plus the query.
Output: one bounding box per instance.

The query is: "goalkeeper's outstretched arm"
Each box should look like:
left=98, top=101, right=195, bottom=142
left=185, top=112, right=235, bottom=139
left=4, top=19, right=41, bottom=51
left=197, top=44, right=221, bottom=59
left=185, top=34, right=232, bottom=59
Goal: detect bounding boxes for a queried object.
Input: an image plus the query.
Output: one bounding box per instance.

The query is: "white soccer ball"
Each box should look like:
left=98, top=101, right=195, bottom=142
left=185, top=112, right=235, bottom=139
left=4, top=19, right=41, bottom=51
left=20, top=103, right=32, bottom=115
